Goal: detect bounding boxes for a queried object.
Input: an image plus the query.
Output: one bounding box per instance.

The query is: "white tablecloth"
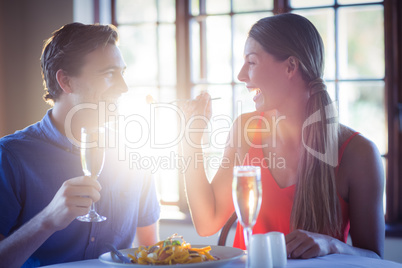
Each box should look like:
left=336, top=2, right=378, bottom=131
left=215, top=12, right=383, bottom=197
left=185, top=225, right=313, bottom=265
left=43, top=254, right=402, bottom=268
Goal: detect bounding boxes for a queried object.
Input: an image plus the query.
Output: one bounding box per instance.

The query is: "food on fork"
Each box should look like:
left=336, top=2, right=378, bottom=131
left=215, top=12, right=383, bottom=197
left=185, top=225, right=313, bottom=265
left=146, top=94, right=156, bottom=104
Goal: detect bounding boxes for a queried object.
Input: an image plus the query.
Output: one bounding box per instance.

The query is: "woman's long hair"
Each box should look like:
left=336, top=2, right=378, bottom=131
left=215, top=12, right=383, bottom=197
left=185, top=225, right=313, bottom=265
left=249, top=13, right=341, bottom=237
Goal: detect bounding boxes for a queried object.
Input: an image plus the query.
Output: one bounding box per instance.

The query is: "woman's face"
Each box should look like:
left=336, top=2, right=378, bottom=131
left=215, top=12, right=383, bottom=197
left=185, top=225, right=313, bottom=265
left=237, top=37, right=291, bottom=112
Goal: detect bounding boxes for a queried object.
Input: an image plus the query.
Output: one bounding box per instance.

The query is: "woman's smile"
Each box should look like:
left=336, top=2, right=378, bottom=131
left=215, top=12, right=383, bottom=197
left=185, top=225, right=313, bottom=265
left=252, top=88, right=262, bottom=102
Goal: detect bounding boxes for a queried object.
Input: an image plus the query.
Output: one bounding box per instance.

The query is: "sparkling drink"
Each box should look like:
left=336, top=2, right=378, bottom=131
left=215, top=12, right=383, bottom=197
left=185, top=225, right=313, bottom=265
left=81, top=139, right=105, bottom=177
left=76, top=126, right=107, bottom=222
left=232, top=166, right=262, bottom=268
left=233, top=175, right=262, bottom=228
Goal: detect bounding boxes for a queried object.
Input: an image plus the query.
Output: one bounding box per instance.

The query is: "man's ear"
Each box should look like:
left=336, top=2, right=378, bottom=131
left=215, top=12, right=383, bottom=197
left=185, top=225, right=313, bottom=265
left=286, top=56, right=300, bottom=78
left=55, top=69, right=73, bottom=94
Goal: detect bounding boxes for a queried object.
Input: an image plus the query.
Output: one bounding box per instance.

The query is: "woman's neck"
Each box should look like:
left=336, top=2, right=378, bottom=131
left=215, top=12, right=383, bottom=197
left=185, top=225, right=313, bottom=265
left=274, top=87, right=309, bottom=148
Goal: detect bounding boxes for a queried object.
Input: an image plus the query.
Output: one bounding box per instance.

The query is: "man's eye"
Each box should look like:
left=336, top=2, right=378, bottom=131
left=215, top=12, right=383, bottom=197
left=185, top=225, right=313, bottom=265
left=104, top=71, right=114, bottom=77
left=248, top=62, right=255, bottom=65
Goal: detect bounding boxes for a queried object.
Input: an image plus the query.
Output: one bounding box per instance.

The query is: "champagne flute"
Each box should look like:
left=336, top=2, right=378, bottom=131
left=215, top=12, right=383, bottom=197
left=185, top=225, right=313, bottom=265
left=232, top=166, right=262, bottom=268
left=76, top=126, right=107, bottom=222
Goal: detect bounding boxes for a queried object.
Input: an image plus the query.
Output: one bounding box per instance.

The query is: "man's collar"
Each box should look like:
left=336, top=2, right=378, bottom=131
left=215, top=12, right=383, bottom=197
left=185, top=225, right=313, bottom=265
left=39, top=109, right=80, bottom=154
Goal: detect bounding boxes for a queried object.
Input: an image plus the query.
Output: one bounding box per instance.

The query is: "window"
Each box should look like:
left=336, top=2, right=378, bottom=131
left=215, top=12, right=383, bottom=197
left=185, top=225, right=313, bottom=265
left=188, top=1, right=272, bottom=181
left=290, top=1, right=387, bottom=210
left=113, top=0, right=181, bottom=209
left=111, top=0, right=402, bottom=226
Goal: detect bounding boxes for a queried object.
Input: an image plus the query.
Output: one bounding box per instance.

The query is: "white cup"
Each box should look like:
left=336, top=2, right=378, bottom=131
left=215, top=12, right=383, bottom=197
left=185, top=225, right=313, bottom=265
left=250, top=234, right=273, bottom=268
left=267, top=232, right=287, bottom=267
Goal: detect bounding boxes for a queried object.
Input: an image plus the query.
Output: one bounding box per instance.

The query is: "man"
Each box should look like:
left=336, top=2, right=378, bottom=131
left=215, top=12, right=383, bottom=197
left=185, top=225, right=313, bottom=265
left=0, top=23, right=160, bottom=267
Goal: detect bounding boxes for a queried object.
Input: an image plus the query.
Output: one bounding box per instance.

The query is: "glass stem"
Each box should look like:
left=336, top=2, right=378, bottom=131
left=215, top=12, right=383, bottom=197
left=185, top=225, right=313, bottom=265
left=89, top=175, right=98, bottom=213
left=90, top=202, right=96, bottom=213
left=244, top=227, right=252, bottom=268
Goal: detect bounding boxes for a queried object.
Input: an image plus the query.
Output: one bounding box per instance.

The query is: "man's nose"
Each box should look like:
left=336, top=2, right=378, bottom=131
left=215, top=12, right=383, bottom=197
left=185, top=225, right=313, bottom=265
left=117, top=74, right=129, bottom=93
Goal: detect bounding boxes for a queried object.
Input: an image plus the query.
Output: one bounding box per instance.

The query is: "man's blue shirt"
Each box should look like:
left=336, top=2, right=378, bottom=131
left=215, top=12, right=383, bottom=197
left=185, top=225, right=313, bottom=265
left=0, top=109, right=160, bottom=266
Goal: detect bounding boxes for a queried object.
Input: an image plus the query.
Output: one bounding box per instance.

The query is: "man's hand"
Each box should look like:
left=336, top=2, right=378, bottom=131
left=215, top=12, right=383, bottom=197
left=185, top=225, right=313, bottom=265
left=0, top=176, right=101, bottom=267
left=40, top=176, right=101, bottom=231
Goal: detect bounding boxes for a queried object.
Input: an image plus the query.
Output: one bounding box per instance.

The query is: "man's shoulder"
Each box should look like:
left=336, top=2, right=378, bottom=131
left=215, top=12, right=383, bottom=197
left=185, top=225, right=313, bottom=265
left=0, top=122, right=44, bottom=151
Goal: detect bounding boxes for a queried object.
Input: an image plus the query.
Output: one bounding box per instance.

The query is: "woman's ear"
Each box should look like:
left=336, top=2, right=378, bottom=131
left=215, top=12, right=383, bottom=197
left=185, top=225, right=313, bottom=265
left=286, top=56, right=300, bottom=78
left=56, top=69, right=73, bottom=94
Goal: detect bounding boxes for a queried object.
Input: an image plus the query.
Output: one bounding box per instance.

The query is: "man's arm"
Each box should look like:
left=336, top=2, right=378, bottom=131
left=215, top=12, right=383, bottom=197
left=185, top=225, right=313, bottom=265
left=0, top=213, right=56, bottom=267
left=135, top=222, right=159, bottom=247
left=0, top=176, right=101, bottom=267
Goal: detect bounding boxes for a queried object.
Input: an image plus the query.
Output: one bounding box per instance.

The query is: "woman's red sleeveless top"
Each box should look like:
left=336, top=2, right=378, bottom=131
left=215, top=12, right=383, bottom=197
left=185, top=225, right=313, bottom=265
left=232, top=115, right=358, bottom=249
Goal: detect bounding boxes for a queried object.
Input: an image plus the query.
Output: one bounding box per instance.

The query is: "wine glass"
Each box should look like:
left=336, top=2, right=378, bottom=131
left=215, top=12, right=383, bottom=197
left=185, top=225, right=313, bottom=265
left=76, top=126, right=107, bottom=222
left=232, top=166, right=262, bottom=268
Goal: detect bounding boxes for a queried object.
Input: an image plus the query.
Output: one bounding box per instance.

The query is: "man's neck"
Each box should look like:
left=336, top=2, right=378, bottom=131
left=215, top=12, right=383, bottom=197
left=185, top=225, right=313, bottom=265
left=50, top=103, right=69, bottom=137
left=50, top=102, right=102, bottom=144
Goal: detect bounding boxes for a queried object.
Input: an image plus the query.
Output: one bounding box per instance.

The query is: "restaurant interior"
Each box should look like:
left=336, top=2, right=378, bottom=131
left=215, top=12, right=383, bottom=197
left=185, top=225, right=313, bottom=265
left=0, top=0, right=401, bottom=264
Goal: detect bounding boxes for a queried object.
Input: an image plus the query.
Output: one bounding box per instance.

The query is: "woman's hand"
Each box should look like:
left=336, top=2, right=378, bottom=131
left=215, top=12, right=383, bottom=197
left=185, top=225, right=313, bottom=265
left=285, top=229, right=339, bottom=259
left=182, top=92, right=212, bottom=144
left=182, top=92, right=212, bottom=129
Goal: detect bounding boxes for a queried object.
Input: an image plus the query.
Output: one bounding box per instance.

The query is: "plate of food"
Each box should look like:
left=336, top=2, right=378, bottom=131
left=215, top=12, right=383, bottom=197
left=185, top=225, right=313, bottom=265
left=99, top=234, right=245, bottom=267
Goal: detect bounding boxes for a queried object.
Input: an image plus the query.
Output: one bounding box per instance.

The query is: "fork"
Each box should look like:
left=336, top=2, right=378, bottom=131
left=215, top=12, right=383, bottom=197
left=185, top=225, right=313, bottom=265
left=105, top=243, right=132, bottom=264
left=146, top=94, right=221, bottom=104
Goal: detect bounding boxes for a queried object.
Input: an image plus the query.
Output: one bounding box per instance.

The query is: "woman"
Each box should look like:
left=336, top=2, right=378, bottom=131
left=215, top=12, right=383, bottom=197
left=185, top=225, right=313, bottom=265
left=181, top=13, right=384, bottom=259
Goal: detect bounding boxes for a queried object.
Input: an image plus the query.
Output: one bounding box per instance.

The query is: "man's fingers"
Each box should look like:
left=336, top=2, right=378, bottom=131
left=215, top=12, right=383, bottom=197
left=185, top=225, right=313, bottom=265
left=63, top=185, right=101, bottom=202
left=63, top=176, right=102, bottom=191
left=66, top=196, right=93, bottom=208
left=74, top=206, right=91, bottom=217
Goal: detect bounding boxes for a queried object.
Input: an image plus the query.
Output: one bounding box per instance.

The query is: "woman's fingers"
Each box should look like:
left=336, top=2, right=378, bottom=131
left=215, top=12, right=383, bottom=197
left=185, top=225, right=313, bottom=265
left=286, top=229, right=335, bottom=259
left=288, top=235, right=315, bottom=258
left=182, top=93, right=212, bottom=126
left=286, top=230, right=306, bottom=257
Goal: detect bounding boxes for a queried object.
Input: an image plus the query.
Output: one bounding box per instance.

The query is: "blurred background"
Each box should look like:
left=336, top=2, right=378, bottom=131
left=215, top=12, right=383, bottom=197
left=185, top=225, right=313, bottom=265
left=0, top=0, right=401, bottom=263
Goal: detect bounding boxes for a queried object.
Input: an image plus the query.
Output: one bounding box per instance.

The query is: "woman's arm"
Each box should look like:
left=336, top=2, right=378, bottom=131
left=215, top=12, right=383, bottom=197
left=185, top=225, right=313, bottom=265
left=180, top=92, right=251, bottom=236
left=136, top=222, right=159, bottom=246
left=345, top=135, right=384, bottom=257
left=286, top=134, right=384, bottom=259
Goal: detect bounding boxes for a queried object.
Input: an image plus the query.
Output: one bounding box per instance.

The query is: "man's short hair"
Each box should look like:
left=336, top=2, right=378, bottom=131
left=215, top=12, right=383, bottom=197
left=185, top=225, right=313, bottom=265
left=41, top=23, right=119, bottom=105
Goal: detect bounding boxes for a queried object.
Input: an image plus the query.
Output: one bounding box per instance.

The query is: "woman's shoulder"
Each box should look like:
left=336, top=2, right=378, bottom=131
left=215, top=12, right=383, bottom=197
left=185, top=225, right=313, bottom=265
left=233, top=110, right=277, bottom=129
left=231, top=111, right=261, bottom=135
left=337, top=126, right=384, bottom=212
left=338, top=124, right=383, bottom=185
left=228, top=111, right=268, bottom=155
left=338, top=125, right=379, bottom=156
left=234, top=110, right=262, bottom=123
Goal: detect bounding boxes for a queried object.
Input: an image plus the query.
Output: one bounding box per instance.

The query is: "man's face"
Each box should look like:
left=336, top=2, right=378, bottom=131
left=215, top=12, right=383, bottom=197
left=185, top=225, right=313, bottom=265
left=69, top=43, right=128, bottom=108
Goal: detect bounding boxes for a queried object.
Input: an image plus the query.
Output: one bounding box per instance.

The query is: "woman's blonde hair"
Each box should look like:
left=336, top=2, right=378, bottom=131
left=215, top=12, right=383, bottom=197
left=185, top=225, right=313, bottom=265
left=249, top=13, right=341, bottom=237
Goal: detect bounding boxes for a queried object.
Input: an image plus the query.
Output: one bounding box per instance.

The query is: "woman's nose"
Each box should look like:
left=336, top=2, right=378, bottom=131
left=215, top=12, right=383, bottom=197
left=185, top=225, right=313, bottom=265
left=237, top=64, right=248, bottom=82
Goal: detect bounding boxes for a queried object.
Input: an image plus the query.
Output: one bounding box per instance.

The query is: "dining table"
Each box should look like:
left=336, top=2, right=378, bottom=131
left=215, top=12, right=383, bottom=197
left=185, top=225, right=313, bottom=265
left=42, top=253, right=402, bottom=268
